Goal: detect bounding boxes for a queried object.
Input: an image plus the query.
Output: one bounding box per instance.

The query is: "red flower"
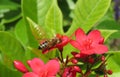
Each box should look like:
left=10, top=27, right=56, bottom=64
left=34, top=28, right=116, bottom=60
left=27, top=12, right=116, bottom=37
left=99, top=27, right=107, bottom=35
left=22, top=58, right=60, bottom=77
left=70, top=28, right=108, bottom=55
left=55, top=34, right=70, bottom=51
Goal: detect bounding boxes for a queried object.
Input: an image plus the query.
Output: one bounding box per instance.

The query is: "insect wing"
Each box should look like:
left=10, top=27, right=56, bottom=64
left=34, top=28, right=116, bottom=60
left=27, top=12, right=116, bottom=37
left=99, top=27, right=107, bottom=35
left=27, top=17, right=46, bottom=41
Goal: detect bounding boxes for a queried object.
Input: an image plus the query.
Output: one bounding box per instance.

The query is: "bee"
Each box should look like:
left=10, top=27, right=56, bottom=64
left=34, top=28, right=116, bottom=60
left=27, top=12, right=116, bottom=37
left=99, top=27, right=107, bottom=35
left=27, top=17, right=62, bottom=51
left=38, top=37, right=61, bottom=51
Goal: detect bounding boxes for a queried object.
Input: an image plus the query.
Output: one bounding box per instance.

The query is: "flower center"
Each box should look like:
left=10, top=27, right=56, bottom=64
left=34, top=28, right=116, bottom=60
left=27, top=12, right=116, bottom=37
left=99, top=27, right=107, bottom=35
left=41, top=71, right=48, bottom=77
left=83, top=39, right=93, bottom=50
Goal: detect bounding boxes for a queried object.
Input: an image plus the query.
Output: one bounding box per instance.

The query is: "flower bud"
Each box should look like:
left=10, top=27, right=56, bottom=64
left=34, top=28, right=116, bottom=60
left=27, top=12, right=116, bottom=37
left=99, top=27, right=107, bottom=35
left=88, top=57, right=94, bottom=64
left=107, top=70, right=113, bottom=75
left=27, top=60, right=32, bottom=67
left=73, top=66, right=81, bottom=73
left=104, top=74, right=108, bottom=77
left=71, top=58, right=78, bottom=64
left=13, top=60, right=29, bottom=73
left=101, top=55, right=105, bottom=61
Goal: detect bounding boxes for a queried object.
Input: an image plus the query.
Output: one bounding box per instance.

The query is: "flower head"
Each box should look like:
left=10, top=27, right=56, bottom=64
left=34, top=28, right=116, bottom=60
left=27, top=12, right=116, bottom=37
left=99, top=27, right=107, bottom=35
left=70, top=28, right=108, bottom=55
left=23, top=58, right=60, bottom=77
left=14, top=58, right=60, bottom=77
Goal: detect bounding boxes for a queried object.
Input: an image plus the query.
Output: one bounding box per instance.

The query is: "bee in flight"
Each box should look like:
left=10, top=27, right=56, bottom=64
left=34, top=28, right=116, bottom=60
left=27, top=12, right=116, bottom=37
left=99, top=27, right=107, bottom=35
left=27, top=17, right=62, bottom=52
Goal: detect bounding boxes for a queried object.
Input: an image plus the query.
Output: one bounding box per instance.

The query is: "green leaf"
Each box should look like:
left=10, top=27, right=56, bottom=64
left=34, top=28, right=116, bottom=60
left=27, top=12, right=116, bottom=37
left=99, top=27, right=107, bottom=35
left=100, top=29, right=117, bottom=41
left=0, top=0, right=20, bottom=10
left=0, top=32, right=25, bottom=70
left=0, top=24, right=5, bottom=31
left=96, top=20, right=120, bottom=39
left=66, top=0, right=111, bottom=35
left=1, top=10, right=21, bottom=24
left=107, top=51, right=120, bottom=76
left=0, top=0, right=21, bottom=24
left=0, top=62, right=22, bottom=77
left=45, top=0, right=64, bottom=37
left=15, top=19, right=28, bottom=48
left=22, top=0, right=52, bottom=26
left=109, top=72, right=120, bottom=77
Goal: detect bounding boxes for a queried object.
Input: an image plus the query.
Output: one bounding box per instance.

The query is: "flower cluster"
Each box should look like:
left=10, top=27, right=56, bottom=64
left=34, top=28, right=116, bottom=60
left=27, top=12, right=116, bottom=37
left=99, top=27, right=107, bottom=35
left=70, top=28, right=108, bottom=55
left=14, top=28, right=113, bottom=77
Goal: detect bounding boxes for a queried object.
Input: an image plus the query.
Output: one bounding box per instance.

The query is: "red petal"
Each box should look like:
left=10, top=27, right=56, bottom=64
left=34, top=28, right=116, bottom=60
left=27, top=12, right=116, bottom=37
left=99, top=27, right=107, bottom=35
left=56, top=35, right=69, bottom=48
left=22, top=72, right=39, bottom=77
left=75, top=28, right=86, bottom=43
left=48, top=76, right=56, bottom=77
left=61, top=35, right=69, bottom=45
left=45, top=60, right=60, bottom=76
left=80, top=49, right=95, bottom=55
left=28, top=58, right=44, bottom=74
left=94, top=45, right=108, bottom=54
left=70, top=40, right=82, bottom=50
left=87, top=30, right=102, bottom=43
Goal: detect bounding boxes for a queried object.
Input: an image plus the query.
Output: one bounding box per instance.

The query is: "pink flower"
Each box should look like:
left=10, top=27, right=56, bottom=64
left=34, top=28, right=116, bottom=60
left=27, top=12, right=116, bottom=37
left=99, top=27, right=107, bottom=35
left=23, top=58, right=60, bottom=77
left=70, top=28, right=108, bottom=55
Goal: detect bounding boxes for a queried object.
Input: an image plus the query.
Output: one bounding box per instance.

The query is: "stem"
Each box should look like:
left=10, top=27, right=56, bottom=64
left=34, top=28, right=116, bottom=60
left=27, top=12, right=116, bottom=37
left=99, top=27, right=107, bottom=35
left=82, top=70, right=92, bottom=77
left=60, top=51, right=64, bottom=62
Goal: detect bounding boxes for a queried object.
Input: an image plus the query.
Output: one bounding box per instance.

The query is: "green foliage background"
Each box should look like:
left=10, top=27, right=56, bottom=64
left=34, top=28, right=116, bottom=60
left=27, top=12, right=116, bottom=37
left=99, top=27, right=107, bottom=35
left=0, top=0, right=120, bottom=77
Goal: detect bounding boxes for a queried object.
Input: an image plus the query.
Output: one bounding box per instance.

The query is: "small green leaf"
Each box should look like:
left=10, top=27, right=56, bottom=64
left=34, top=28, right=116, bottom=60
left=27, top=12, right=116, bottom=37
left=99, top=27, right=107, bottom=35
left=45, top=0, right=64, bottom=37
left=0, top=32, right=25, bottom=70
left=66, top=0, right=111, bottom=35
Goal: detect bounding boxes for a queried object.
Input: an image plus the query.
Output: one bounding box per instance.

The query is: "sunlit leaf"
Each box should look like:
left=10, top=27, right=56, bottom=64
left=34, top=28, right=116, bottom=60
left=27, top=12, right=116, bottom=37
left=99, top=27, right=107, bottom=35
left=66, top=0, right=111, bottom=35
left=22, top=0, right=52, bottom=26
left=107, top=51, right=120, bottom=76
left=45, top=0, right=64, bottom=37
